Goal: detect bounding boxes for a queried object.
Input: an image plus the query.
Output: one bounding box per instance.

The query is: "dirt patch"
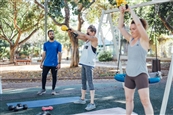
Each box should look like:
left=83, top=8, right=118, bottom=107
left=1, top=66, right=116, bottom=82
left=0, top=61, right=170, bottom=82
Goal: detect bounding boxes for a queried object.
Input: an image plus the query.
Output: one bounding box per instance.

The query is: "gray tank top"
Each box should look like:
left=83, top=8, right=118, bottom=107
left=126, top=38, right=148, bottom=77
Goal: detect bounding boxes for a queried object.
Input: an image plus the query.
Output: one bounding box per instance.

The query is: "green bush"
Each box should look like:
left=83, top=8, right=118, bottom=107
left=97, top=50, right=113, bottom=61
left=19, top=51, right=30, bottom=56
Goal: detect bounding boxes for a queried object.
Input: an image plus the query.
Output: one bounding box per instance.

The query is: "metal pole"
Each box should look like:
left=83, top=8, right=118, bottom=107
left=96, top=10, right=105, bottom=38
left=44, top=0, right=48, bottom=42
left=108, top=14, right=122, bottom=74
left=154, top=4, right=158, bottom=71
left=160, top=46, right=173, bottom=115
left=104, top=0, right=173, bottom=14
left=0, top=76, right=2, bottom=94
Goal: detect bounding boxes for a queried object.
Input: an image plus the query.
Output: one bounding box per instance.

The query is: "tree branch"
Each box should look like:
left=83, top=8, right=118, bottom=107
left=11, top=32, right=18, bottom=41
left=34, top=0, right=69, bottom=26
left=83, top=0, right=95, bottom=11
left=21, top=23, right=39, bottom=33
left=1, top=18, right=14, bottom=40
left=0, top=22, right=8, bottom=39
left=49, top=16, right=65, bottom=26
left=13, top=2, right=21, bottom=32
left=158, top=12, right=173, bottom=33
left=21, top=11, right=44, bottom=33
left=34, top=0, right=44, bottom=9
left=64, top=0, right=70, bottom=26
left=166, top=11, right=173, bottom=22
left=18, top=28, right=39, bottom=45
left=77, top=5, right=84, bottom=31
left=0, top=35, right=9, bottom=43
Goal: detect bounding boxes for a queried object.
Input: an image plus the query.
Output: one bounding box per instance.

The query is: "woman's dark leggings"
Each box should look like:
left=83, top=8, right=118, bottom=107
left=42, top=66, right=58, bottom=90
left=81, top=65, right=94, bottom=90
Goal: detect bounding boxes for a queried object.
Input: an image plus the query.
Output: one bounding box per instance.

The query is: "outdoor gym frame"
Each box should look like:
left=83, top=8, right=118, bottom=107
left=96, top=0, right=173, bottom=115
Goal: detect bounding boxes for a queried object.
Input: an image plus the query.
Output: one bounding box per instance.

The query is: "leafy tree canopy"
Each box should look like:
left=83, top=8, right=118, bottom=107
left=45, top=0, right=93, bottom=23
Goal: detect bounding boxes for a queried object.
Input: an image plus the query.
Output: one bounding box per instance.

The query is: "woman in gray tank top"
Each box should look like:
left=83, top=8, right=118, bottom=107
left=118, top=6, right=154, bottom=115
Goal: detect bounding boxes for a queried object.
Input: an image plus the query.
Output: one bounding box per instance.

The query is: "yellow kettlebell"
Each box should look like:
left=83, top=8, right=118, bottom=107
left=116, top=0, right=128, bottom=8
left=61, top=25, right=78, bottom=38
left=61, top=25, right=69, bottom=31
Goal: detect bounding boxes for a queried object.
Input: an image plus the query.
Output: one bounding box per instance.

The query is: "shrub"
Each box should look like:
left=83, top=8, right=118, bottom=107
left=97, top=50, right=113, bottom=61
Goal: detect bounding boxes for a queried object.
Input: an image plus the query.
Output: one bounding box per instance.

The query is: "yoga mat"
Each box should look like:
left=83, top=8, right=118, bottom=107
left=7, top=96, right=79, bottom=108
left=74, top=107, right=138, bottom=115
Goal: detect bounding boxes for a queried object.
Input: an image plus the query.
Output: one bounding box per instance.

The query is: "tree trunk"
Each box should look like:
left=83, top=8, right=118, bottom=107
left=9, top=45, right=16, bottom=63
left=66, top=46, right=71, bottom=60
left=68, top=33, right=79, bottom=67
left=69, top=35, right=79, bottom=67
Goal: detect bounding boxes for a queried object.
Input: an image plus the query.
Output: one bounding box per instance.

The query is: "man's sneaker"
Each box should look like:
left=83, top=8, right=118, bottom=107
left=85, top=103, right=96, bottom=111
left=37, top=89, right=46, bottom=95
left=51, top=90, right=58, bottom=95
left=73, top=99, right=86, bottom=104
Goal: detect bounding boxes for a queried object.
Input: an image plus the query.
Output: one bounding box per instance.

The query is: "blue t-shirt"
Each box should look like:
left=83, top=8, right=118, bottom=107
left=43, top=41, right=62, bottom=67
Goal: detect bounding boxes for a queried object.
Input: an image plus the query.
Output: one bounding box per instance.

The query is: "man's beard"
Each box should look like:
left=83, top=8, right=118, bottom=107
left=50, top=37, right=54, bottom=40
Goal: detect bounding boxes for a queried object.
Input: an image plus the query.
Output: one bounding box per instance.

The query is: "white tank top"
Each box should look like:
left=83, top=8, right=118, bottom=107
left=79, top=41, right=96, bottom=67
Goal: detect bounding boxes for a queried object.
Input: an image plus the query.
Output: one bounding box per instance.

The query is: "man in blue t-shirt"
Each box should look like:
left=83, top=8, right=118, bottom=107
left=37, top=30, right=62, bottom=95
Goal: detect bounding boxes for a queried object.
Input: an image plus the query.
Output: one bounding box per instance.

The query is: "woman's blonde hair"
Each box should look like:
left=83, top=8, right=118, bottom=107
left=131, top=18, right=148, bottom=30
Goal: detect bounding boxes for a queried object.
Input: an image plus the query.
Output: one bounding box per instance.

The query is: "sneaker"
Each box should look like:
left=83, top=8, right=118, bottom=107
left=73, top=99, right=86, bottom=104
left=85, top=103, right=96, bottom=111
left=37, top=89, right=46, bottom=95
left=51, top=90, right=58, bottom=95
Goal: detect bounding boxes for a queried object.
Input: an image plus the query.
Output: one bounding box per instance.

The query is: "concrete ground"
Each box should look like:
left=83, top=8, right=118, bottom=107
left=0, top=60, right=172, bottom=115
left=0, top=77, right=173, bottom=115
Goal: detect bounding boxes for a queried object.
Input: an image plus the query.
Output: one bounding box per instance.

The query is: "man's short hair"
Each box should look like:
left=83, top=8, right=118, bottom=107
left=48, top=30, right=54, bottom=35
left=88, top=25, right=96, bottom=33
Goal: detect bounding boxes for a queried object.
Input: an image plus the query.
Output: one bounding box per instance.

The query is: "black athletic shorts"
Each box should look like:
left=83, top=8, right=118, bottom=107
left=125, top=73, right=149, bottom=90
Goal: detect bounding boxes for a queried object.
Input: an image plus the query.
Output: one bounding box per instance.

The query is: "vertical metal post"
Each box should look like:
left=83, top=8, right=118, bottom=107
left=44, top=0, right=48, bottom=42
left=108, top=14, right=122, bottom=74
left=0, top=76, right=2, bottom=94
left=160, top=46, right=173, bottom=115
left=154, top=4, right=159, bottom=61
left=96, top=10, right=105, bottom=38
